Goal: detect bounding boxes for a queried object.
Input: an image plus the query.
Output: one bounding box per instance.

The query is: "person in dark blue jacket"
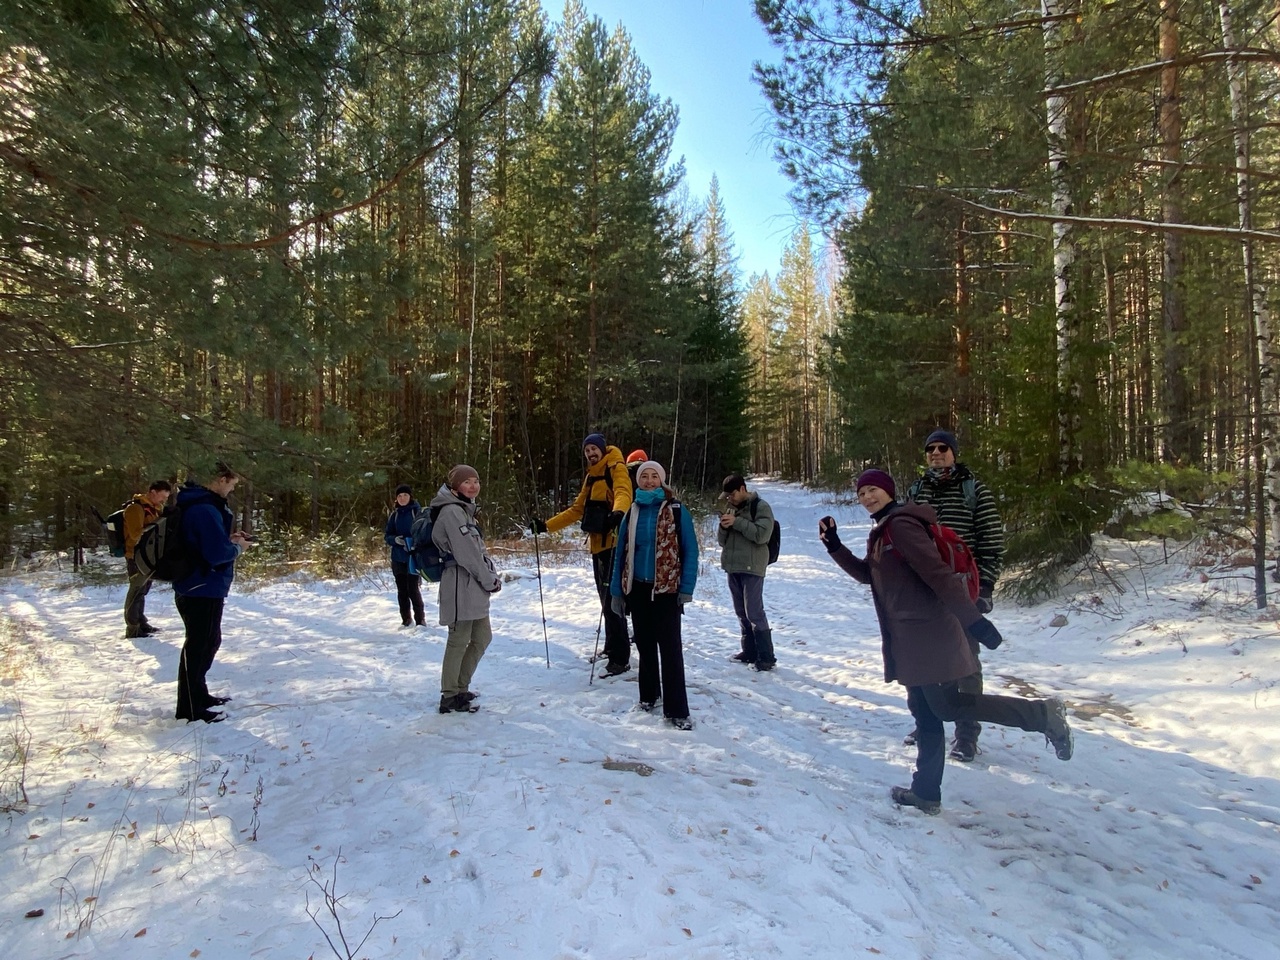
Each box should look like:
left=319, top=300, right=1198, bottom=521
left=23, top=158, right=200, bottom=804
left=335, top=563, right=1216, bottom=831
left=384, top=484, right=425, bottom=628
left=609, top=460, right=698, bottom=730
left=173, top=463, right=253, bottom=723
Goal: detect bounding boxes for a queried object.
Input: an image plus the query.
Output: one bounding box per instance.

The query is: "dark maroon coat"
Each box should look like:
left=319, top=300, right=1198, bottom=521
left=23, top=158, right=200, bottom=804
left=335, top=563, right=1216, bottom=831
left=828, top=502, right=982, bottom=687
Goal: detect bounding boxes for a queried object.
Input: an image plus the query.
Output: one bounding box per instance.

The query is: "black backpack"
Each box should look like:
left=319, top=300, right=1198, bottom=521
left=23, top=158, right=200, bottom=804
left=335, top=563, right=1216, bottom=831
left=133, top=507, right=196, bottom=583
left=750, top=499, right=782, bottom=565
left=96, top=501, right=132, bottom=557
left=408, top=509, right=455, bottom=582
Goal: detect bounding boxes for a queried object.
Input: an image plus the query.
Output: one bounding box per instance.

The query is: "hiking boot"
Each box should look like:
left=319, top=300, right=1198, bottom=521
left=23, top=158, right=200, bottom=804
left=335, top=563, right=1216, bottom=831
left=1044, top=697, right=1074, bottom=760
left=638, top=701, right=655, bottom=712
left=903, top=727, right=918, bottom=746
left=459, top=691, right=477, bottom=703
left=670, top=716, right=694, bottom=731
left=949, top=738, right=978, bottom=762
left=140, top=623, right=161, bottom=636
left=439, top=694, right=478, bottom=714
left=730, top=651, right=753, bottom=663
left=752, top=660, right=775, bottom=672
left=599, top=662, right=631, bottom=678
left=890, top=786, right=941, bottom=816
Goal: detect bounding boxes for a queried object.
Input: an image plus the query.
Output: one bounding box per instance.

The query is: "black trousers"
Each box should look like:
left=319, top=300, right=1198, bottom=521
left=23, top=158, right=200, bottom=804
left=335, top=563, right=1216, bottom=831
left=391, top=560, right=425, bottom=624
left=627, top=585, right=689, bottom=719
left=907, top=681, right=1048, bottom=801
left=175, top=595, right=225, bottom=720
left=593, top=547, right=630, bottom=666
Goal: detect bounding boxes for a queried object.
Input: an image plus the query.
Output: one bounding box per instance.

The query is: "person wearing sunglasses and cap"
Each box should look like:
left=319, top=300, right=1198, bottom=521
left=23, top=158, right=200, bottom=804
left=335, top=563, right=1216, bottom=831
left=903, top=428, right=1004, bottom=763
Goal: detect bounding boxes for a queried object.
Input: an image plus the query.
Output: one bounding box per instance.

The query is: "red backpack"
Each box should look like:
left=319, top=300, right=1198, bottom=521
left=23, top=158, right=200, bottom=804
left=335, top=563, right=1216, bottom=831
left=882, top=515, right=980, bottom=602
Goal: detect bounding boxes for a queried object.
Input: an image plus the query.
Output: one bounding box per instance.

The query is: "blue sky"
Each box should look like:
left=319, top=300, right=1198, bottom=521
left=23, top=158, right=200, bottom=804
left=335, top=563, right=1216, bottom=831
left=541, top=0, right=801, bottom=281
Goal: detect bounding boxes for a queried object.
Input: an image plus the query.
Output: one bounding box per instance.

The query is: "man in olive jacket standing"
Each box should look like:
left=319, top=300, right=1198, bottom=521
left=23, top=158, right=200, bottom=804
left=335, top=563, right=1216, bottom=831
left=718, top=474, right=777, bottom=671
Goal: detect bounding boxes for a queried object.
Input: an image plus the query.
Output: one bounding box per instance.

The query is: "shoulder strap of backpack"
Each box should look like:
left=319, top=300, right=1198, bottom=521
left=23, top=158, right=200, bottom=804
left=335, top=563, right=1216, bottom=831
left=907, top=477, right=925, bottom=501
left=962, top=476, right=977, bottom=515
left=749, top=497, right=758, bottom=521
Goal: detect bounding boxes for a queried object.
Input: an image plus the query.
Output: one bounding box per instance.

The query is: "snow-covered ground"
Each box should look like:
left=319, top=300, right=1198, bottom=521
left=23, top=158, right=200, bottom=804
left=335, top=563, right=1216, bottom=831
left=1, top=479, right=1277, bottom=960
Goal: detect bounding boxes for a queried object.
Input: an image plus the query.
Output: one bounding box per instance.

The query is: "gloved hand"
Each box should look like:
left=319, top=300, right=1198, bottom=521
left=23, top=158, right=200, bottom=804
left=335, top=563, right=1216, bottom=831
left=394, top=536, right=407, bottom=548
left=976, top=582, right=995, bottom=614
left=610, top=595, right=625, bottom=617
left=488, top=578, right=503, bottom=594
left=818, top=516, right=841, bottom=551
left=677, top=592, right=692, bottom=607
left=966, top=616, right=1003, bottom=650
left=607, top=510, right=625, bottom=531
left=530, top=518, right=548, bottom=535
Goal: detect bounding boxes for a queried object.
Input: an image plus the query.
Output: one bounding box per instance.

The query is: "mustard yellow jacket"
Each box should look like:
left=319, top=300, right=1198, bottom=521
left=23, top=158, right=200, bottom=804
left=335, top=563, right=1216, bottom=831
left=546, top=445, right=634, bottom=553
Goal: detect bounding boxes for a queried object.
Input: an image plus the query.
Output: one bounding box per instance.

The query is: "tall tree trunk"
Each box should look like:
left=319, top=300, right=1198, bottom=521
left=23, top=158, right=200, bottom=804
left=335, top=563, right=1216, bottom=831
left=1220, top=2, right=1274, bottom=604
left=1160, top=0, right=1196, bottom=464
left=1043, top=0, right=1082, bottom=475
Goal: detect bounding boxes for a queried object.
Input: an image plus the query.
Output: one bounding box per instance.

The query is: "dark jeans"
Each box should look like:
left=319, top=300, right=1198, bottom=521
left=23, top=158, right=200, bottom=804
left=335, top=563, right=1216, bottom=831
left=727, top=572, right=772, bottom=664
left=391, top=560, right=425, bottom=624
left=593, top=547, right=630, bottom=666
left=175, top=595, right=225, bottom=720
left=954, top=638, right=983, bottom=743
left=907, top=681, right=1048, bottom=801
left=627, top=584, right=689, bottom=719
left=124, top=557, right=153, bottom=628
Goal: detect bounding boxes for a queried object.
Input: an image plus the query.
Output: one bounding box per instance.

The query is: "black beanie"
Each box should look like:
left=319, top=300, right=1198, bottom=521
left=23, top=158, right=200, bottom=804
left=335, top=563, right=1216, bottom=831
left=395, top=484, right=412, bottom=496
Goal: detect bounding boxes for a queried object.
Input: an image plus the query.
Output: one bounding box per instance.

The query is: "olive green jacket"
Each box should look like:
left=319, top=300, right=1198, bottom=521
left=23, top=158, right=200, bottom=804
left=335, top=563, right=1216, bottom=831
left=717, top=492, right=774, bottom=576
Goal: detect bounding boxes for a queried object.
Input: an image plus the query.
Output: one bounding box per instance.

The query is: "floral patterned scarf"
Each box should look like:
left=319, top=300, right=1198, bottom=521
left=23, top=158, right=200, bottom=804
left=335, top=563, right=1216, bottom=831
left=621, top=498, right=682, bottom=597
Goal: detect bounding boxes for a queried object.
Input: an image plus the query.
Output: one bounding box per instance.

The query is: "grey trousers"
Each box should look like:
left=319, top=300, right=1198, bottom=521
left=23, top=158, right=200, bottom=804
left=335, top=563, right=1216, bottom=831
left=124, top=557, right=152, bottom=628
left=441, top=617, right=493, bottom=698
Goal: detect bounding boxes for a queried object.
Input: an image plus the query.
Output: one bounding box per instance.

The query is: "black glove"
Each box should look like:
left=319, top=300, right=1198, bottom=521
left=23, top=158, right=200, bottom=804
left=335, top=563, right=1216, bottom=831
left=530, top=518, right=548, bottom=535
left=818, top=516, right=842, bottom=551
left=976, top=582, right=994, bottom=614
left=966, top=616, right=1003, bottom=650
left=607, top=510, right=624, bottom=531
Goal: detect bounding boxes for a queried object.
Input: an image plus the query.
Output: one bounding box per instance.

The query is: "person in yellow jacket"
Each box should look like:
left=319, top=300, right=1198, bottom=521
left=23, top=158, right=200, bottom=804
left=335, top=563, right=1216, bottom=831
left=531, top=433, right=634, bottom=674
left=123, top=480, right=172, bottom=638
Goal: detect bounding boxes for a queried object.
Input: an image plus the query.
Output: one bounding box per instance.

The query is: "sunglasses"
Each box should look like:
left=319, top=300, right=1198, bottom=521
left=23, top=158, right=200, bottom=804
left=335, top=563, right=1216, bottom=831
left=925, top=443, right=950, bottom=453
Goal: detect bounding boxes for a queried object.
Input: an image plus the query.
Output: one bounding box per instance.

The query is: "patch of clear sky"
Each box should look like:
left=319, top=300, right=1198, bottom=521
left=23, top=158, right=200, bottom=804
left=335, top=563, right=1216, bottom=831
left=540, top=0, right=803, bottom=282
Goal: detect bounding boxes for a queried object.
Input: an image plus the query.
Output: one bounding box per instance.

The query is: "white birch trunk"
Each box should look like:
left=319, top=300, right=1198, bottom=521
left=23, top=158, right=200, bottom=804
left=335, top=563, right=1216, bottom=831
left=1220, top=2, right=1277, bottom=602
left=1043, top=0, right=1080, bottom=474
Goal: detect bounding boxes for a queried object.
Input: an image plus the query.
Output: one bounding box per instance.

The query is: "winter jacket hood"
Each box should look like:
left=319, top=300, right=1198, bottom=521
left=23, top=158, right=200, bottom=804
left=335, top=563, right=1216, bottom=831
left=430, top=485, right=500, bottom=625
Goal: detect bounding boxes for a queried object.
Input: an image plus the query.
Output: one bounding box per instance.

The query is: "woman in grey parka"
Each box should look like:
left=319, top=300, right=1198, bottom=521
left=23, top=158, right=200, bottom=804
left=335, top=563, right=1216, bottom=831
left=429, top=464, right=502, bottom=714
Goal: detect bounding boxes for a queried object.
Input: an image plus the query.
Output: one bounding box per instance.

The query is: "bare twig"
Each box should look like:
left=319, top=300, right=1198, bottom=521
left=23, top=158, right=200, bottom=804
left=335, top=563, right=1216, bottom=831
left=305, top=848, right=402, bottom=960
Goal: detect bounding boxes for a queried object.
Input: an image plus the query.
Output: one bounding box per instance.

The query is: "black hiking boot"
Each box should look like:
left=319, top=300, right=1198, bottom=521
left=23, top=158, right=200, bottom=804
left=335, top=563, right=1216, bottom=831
left=1044, top=697, right=1074, bottom=760
left=903, top=727, right=918, bottom=746
left=439, top=694, right=478, bottom=714
left=730, top=651, right=753, bottom=663
left=890, top=786, right=941, bottom=816
left=599, top=662, right=631, bottom=678
left=669, top=716, right=693, bottom=731
left=949, top=738, right=978, bottom=762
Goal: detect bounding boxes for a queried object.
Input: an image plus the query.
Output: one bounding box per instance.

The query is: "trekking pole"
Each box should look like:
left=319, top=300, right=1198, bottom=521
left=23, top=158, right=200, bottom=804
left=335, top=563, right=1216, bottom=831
left=588, top=606, right=604, bottom=686
left=517, top=408, right=552, bottom=669
left=530, top=517, right=551, bottom=669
